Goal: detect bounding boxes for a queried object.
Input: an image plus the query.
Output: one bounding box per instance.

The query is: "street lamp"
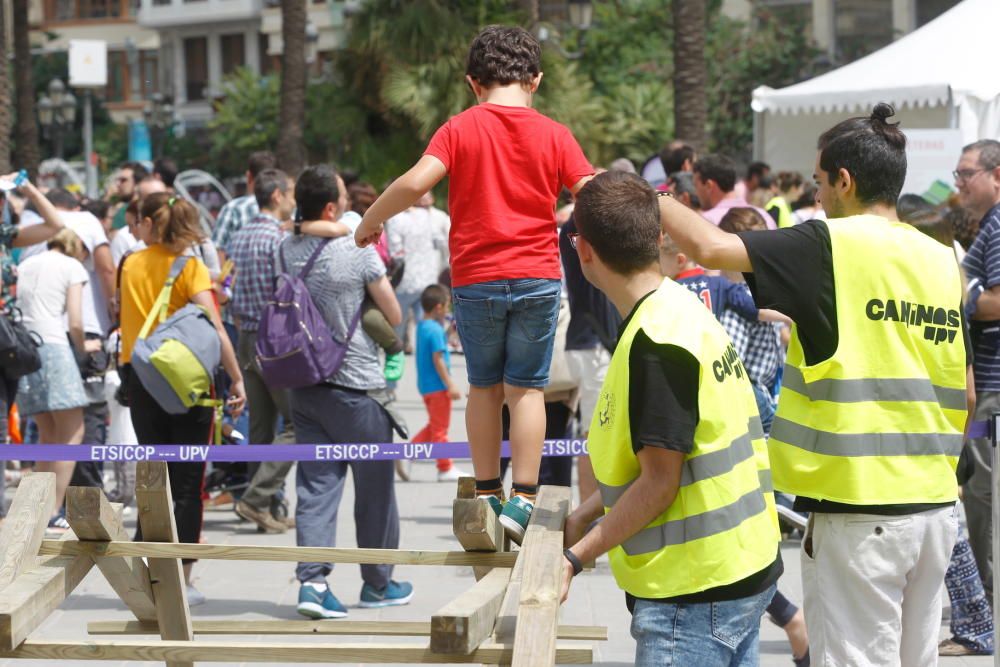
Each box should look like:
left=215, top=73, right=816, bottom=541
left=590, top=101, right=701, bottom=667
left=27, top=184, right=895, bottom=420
left=37, top=78, right=77, bottom=160
left=534, top=0, right=594, bottom=60
left=144, top=92, right=174, bottom=159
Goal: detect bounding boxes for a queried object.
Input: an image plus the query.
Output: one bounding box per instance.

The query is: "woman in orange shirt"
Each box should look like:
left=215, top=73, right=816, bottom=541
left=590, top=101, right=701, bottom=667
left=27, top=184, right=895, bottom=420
left=118, top=192, right=245, bottom=605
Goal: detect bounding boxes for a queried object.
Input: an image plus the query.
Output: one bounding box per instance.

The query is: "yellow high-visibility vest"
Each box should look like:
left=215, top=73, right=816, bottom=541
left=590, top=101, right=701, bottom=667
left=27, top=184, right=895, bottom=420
left=766, top=196, right=794, bottom=228
left=588, top=278, right=779, bottom=599
left=769, top=215, right=967, bottom=505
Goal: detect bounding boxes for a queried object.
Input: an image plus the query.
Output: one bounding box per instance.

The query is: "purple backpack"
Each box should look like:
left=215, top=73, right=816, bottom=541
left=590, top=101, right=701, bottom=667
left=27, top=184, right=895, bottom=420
left=255, top=238, right=362, bottom=390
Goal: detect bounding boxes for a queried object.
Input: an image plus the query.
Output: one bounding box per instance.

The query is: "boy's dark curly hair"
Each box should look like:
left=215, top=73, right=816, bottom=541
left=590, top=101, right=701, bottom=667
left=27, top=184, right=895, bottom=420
left=466, top=25, right=541, bottom=89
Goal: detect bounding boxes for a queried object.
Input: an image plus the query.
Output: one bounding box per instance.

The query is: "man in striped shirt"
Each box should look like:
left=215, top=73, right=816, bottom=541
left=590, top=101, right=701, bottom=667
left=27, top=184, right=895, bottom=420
left=957, top=138, right=1000, bottom=607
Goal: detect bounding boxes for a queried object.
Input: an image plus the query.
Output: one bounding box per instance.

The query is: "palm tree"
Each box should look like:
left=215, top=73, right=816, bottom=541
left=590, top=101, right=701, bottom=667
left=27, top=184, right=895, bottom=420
left=12, top=0, right=39, bottom=176
left=0, top=0, right=12, bottom=173
left=276, top=0, right=306, bottom=174
left=672, top=0, right=707, bottom=152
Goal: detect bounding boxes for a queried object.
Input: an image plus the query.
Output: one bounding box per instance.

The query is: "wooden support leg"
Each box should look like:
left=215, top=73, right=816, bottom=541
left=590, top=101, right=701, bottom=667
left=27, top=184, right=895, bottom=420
left=135, top=461, right=193, bottom=667
left=65, top=486, right=157, bottom=621
left=454, top=477, right=509, bottom=581
left=431, top=567, right=511, bottom=654
left=0, top=473, right=56, bottom=592
left=510, top=485, right=571, bottom=667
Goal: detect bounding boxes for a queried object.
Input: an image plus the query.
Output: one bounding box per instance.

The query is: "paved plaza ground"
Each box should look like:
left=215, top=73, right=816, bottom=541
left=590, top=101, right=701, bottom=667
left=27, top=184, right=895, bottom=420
left=0, top=355, right=992, bottom=666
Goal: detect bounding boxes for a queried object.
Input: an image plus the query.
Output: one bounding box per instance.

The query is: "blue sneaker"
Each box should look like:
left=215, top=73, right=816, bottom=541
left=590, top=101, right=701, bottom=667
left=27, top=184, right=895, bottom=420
left=499, top=495, right=533, bottom=545
left=297, top=583, right=348, bottom=619
left=478, top=494, right=504, bottom=518
left=359, top=580, right=414, bottom=608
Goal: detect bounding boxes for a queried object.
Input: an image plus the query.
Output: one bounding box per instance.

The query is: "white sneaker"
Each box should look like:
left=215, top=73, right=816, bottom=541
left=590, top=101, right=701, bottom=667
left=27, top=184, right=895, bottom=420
left=437, top=467, right=468, bottom=482
left=186, top=585, right=206, bottom=607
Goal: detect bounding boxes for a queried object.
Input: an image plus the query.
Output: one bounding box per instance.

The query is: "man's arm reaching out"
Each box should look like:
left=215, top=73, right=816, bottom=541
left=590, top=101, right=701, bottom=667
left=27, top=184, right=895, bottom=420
left=659, top=195, right=753, bottom=273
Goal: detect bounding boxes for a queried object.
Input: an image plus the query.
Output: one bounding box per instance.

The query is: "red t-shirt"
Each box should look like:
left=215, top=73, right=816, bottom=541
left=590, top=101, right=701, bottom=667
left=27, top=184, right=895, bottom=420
left=424, top=103, right=593, bottom=287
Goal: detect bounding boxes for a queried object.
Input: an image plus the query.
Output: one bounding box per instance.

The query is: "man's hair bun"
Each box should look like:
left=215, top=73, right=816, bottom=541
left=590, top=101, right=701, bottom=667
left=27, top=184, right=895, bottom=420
left=871, top=102, right=898, bottom=126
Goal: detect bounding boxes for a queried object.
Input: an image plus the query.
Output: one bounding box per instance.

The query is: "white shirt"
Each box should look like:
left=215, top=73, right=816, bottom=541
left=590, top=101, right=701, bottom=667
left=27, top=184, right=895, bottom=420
left=110, top=227, right=142, bottom=267
left=16, top=250, right=89, bottom=346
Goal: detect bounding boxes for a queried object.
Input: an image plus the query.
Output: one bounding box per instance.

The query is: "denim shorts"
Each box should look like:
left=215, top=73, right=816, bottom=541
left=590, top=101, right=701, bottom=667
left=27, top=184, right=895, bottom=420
left=452, top=278, right=561, bottom=388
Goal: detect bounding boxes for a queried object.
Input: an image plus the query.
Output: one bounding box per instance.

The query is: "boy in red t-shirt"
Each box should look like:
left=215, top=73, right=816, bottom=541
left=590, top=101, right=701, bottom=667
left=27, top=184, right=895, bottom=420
left=356, top=25, right=593, bottom=542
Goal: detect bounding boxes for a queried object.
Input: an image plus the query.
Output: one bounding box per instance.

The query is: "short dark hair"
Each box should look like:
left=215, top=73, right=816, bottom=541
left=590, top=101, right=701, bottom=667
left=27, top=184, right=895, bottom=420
left=693, top=154, right=737, bottom=193
left=248, top=151, right=277, bottom=180
left=817, top=102, right=907, bottom=207
left=119, top=161, right=149, bottom=182
left=295, top=164, right=340, bottom=223
left=348, top=181, right=378, bottom=216
left=964, top=139, right=1000, bottom=171
left=81, top=198, right=110, bottom=221
left=719, top=207, right=769, bottom=234
left=153, top=157, right=178, bottom=188
left=420, top=284, right=450, bottom=312
left=46, top=187, right=79, bottom=210
left=746, top=161, right=770, bottom=181
left=466, top=25, right=541, bottom=88
left=575, top=171, right=661, bottom=275
left=896, top=193, right=935, bottom=224
left=776, top=171, right=803, bottom=192
left=660, top=142, right=695, bottom=175
left=254, top=168, right=291, bottom=210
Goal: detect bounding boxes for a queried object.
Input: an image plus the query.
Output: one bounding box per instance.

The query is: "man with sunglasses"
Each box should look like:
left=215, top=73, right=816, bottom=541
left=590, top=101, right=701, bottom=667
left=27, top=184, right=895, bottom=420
left=955, top=139, right=1000, bottom=611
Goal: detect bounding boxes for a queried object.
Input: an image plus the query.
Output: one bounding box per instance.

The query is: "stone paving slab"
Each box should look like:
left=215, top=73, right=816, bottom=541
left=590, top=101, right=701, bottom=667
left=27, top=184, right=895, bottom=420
left=0, top=355, right=991, bottom=666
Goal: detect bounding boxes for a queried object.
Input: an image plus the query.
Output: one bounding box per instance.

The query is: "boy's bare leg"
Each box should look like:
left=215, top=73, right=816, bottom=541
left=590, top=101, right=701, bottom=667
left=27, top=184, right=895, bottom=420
left=503, top=384, right=545, bottom=488
left=466, top=384, right=504, bottom=480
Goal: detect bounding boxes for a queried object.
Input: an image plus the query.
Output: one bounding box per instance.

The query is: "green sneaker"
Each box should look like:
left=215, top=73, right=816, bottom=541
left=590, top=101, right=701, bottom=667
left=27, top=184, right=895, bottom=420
left=499, top=495, right=533, bottom=545
left=384, top=351, right=405, bottom=382
left=478, top=494, right=504, bottom=518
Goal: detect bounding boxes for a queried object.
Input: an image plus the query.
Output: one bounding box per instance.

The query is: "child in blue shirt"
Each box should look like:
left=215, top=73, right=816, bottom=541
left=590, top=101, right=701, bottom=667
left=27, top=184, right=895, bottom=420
left=414, top=284, right=465, bottom=481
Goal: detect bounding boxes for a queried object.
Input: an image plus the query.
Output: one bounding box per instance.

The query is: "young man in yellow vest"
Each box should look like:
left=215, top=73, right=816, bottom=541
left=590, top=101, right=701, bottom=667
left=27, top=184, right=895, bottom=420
left=560, top=170, right=782, bottom=667
left=654, top=103, right=975, bottom=666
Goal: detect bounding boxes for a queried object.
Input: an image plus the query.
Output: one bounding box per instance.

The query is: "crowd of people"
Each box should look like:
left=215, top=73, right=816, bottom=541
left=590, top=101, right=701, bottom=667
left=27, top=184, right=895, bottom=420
left=0, top=22, right=997, bottom=666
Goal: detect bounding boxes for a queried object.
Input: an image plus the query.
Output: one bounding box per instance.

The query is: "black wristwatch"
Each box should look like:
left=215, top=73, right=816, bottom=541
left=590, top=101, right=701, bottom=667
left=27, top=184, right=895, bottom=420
left=563, top=549, right=583, bottom=577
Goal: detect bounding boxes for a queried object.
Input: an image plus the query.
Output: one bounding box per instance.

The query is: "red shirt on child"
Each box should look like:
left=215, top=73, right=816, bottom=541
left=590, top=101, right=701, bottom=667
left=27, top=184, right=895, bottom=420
left=424, top=103, right=593, bottom=288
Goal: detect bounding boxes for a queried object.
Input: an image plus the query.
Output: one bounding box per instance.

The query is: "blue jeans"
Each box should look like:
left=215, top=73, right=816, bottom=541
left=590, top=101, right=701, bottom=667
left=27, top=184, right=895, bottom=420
left=630, top=584, right=776, bottom=667
left=751, top=382, right=775, bottom=436
left=452, top=278, right=561, bottom=388
left=394, top=290, right=424, bottom=343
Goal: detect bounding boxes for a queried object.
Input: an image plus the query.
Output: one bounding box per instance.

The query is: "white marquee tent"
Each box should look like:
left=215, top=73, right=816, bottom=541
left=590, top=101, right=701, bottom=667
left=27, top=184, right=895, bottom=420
left=752, top=0, right=1000, bottom=176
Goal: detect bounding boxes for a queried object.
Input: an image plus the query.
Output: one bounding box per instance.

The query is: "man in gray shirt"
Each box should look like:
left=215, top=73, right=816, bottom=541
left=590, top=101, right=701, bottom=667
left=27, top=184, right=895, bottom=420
left=279, top=165, right=412, bottom=619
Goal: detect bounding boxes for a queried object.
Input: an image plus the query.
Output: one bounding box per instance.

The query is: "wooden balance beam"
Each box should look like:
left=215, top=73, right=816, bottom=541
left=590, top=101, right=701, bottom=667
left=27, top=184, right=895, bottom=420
left=0, top=463, right=602, bottom=666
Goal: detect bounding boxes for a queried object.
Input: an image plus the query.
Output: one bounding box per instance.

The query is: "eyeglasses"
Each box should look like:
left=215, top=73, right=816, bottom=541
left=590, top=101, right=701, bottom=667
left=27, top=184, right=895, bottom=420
left=953, top=168, right=987, bottom=184
left=568, top=232, right=581, bottom=249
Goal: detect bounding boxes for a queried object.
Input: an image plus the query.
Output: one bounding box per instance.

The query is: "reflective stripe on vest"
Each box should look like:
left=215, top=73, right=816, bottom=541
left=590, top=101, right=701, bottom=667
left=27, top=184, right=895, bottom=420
left=771, top=417, right=963, bottom=458
left=782, top=365, right=966, bottom=411
left=598, top=417, right=764, bottom=507
left=620, top=488, right=768, bottom=556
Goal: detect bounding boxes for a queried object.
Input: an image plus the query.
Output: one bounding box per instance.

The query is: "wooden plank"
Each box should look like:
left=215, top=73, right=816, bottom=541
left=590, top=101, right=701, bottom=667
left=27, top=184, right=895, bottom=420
left=87, top=620, right=607, bottom=641
left=453, top=498, right=505, bottom=553
left=431, top=568, right=511, bottom=654
left=65, top=487, right=157, bottom=622
left=0, top=554, right=94, bottom=651
left=0, top=638, right=593, bottom=663
left=38, top=540, right=519, bottom=568
left=0, top=473, right=56, bottom=592
left=457, top=476, right=476, bottom=499
left=135, top=461, right=193, bottom=667
left=511, top=485, right=572, bottom=667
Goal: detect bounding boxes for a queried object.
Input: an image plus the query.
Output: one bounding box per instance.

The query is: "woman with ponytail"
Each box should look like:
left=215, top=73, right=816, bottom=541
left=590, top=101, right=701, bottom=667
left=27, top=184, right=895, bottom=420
left=118, top=192, right=245, bottom=605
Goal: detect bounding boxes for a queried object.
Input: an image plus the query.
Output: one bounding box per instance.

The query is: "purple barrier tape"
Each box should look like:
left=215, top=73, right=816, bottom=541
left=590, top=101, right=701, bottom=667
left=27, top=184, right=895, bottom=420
left=0, top=439, right=590, bottom=463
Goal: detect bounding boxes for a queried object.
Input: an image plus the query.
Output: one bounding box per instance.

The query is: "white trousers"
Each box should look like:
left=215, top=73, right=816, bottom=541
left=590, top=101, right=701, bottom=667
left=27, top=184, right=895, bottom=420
left=802, top=506, right=957, bottom=667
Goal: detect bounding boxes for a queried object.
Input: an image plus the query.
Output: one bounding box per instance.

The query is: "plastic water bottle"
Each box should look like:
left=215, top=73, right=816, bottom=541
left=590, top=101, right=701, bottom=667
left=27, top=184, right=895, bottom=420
left=0, top=170, right=28, bottom=192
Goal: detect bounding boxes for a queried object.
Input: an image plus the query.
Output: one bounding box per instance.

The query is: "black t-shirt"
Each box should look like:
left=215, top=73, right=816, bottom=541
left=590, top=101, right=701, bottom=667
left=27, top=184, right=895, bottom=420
left=620, top=291, right=783, bottom=607
left=738, top=220, right=970, bottom=515
left=559, top=217, right=621, bottom=352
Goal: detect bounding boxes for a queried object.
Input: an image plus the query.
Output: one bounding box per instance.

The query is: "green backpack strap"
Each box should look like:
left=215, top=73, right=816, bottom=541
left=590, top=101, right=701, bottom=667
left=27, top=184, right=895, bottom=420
left=194, top=397, right=225, bottom=445
left=138, top=256, right=193, bottom=341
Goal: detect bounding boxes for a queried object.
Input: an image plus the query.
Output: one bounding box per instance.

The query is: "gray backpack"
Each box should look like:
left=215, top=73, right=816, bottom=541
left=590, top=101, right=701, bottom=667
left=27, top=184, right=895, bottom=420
left=131, top=255, right=222, bottom=415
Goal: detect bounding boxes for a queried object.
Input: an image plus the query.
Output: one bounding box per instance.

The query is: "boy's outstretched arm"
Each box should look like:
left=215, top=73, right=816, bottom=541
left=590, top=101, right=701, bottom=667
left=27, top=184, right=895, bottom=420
left=659, top=194, right=752, bottom=273
left=356, top=155, right=448, bottom=247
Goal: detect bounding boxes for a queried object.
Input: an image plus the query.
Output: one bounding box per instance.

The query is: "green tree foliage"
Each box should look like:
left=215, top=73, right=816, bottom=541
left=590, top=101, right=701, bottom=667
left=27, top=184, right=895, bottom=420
left=706, top=9, right=823, bottom=159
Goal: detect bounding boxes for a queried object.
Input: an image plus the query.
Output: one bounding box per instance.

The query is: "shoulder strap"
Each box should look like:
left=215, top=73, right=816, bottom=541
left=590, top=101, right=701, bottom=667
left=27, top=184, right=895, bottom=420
left=298, top=238, right=332, bottom=280
left=138, top=256, right=192, bottom=340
